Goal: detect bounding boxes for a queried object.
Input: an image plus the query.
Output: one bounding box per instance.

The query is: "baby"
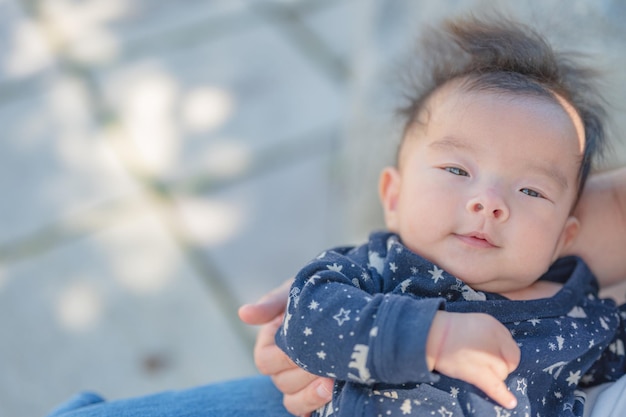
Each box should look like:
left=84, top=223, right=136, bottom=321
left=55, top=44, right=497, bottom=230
left=276, top=14, right=626, bottom=417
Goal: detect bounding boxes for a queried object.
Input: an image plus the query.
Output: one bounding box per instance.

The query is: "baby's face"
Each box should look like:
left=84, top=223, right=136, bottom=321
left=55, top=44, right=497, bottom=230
left=380, top=85, right=583, bottom=293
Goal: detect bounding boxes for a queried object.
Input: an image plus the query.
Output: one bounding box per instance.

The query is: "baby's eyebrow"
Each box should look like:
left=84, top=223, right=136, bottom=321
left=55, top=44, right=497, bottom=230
left=429, top=137, right=476, bottom=152
left=526, top=162, right=569, bottom=191
left=430, top=136, right=570, bottom=191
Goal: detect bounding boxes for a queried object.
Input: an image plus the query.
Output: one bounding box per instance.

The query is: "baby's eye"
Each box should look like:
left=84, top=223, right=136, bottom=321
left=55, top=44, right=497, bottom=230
left=520, top=188, right=543, bottom=198
left=444, top=167, right=469, bottom=177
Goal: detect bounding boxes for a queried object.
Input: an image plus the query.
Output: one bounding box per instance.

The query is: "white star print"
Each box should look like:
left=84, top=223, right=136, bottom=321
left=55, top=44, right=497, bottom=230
left=429, top=266, right=444, bottom=283
left=450, top=387, right=459, bottom=398
left=308, top=300, right=319, bottom=310
left=566, top=370, right=581, bottom=386
left=333, top=308, right=351, bottom=326
left=528, top=318, right=541, bottom=326
left=317, top=350, right=326, bottom=360
left=303, top=327, right=313, bottom=336
left=389, top=262, right=398, bottom=273
left=517, top=378, right=527, bottom=395
left=327, top=263, right=343, bottom=272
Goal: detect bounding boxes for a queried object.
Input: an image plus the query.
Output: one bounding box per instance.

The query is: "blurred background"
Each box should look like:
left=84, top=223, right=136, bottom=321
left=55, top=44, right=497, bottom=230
left=1, top=0, right=625, bottom=416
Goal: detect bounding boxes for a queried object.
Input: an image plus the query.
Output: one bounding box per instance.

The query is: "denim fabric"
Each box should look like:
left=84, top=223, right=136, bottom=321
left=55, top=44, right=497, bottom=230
left=46, top=376, right=292, bottom=417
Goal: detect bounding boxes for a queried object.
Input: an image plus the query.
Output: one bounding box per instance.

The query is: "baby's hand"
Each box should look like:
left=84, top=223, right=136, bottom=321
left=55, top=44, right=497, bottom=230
left=426, top=311, right=520, bottom=409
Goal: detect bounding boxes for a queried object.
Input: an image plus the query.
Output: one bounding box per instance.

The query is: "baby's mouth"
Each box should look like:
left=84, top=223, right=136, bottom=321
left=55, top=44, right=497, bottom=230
left=455, top=232, right=497, bottom=248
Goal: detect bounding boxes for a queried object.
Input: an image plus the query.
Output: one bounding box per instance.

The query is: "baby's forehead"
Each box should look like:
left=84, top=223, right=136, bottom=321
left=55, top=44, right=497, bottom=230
left=400, top=82, right=585, bottom=169
left=419, top=79, right=584, bottom=149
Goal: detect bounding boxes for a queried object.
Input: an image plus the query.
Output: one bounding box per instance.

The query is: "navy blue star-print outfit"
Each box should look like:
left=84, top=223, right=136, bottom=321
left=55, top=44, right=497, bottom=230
left=276, top=232, right=626, bottom=417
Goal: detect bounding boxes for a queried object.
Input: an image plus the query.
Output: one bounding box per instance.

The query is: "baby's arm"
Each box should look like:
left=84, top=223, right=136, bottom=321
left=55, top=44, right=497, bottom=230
left=276, top=249, right=444, bottom=385
left=427, top=311, right=520, bottom=409
left=277, top=249, right=520, bottom=408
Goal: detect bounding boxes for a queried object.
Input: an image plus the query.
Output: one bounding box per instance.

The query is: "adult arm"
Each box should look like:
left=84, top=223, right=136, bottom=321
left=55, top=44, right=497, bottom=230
left=565, top=167, right=626, bottom=286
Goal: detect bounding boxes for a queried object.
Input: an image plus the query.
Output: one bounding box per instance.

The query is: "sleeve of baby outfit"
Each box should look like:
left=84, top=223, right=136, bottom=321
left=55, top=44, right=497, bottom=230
left=275, top=248, right=444, bottom=385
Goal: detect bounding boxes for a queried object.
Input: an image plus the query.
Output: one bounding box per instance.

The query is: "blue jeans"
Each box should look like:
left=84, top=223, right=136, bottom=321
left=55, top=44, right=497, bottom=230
left=46, top=376, right=292, bottom=417
left=43, top=374, right=626, bottom=417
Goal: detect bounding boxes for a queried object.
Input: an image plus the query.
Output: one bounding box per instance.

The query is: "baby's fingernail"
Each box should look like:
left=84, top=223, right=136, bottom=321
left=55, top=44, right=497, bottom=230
left=507, top=398, right=517, bottom=409
left=316, top=383, right=332, bottom=400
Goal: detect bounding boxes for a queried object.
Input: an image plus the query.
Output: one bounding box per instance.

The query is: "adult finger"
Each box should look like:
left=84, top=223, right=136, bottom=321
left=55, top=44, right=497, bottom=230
left=282, top=377, right=334, bottom=417
left=271, top=367, right=319, bottom=395
left=253, top=316, right=296, bottom=375
left=238, top=279, right=293, bottom=325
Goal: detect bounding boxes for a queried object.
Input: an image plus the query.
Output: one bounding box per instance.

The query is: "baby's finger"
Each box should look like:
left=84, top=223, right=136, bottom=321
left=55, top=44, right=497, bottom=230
left=501, top=343, right=521, bottom=373
left=474, top=374, right=517, bottom=410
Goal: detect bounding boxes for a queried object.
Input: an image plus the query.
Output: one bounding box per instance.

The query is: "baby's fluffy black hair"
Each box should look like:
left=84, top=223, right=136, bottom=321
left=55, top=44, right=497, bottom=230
left=399, top=14, right=608, bottom=199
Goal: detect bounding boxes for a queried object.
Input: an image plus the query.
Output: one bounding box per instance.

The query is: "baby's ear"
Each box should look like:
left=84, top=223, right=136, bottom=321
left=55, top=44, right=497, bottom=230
left=554, top=216, right=580, bottom=261
left=379, top=167, right=401, bottom=230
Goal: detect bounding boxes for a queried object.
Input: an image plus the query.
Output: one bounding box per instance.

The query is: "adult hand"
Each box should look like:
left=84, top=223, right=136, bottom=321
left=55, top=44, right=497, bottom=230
left=239, top=281, right=334, bottom=416
left=566, top=167, right=626, bottom=288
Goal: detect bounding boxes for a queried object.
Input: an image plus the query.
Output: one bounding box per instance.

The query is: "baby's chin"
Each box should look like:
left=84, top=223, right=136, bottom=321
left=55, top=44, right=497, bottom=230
left=462, top=276, right=549, bottom=299
left=403, top=241, right=542, bottom=293
left=435, top=256, right=546, bottom=294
